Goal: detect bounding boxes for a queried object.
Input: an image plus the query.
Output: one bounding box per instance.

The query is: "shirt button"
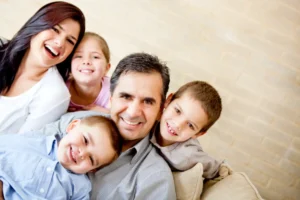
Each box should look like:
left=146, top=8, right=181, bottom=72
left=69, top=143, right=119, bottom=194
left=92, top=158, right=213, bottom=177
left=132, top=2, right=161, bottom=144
left=46, top=167, right=52, bottom=172
left=40, top=188, right=45, bottom=193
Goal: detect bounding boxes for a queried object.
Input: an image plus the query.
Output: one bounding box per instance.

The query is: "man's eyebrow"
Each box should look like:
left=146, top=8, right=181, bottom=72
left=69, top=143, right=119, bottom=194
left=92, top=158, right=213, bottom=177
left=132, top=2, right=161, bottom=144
left=57, top=24, right=78, bottom=41
left=86, top=132, right=99, bottom=167
left=119, top=92, right=132, bottom=97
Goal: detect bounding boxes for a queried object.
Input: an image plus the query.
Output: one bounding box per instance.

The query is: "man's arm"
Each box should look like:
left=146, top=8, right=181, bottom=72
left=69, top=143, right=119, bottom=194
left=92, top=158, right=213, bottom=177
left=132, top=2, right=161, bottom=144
left=135, top=170, right=176, bottom=200
left=0, top=180, right=4, bottom=200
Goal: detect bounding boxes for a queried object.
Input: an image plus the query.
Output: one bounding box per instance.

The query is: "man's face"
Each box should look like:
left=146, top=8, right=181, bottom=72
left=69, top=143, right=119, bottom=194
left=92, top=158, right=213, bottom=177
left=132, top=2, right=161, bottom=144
left=110, top=72, right=163, bottom=148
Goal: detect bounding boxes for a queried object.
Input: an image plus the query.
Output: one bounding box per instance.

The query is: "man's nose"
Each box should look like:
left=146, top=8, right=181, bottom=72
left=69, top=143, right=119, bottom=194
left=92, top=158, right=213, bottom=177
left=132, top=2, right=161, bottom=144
left=127, top=100, right=142, bottom=117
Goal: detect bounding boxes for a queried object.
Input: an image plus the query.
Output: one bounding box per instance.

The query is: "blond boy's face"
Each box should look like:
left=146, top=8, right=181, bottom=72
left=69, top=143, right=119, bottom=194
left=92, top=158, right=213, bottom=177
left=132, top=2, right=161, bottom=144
left=57, top=120, right=116, bottom=174
left=160, top=93, right=208, bottom=146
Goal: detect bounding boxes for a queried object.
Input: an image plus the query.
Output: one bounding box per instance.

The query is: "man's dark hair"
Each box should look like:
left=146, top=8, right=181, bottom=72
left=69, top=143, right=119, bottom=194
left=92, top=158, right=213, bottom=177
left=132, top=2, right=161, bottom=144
left=110, top=53, right=170, bottom=106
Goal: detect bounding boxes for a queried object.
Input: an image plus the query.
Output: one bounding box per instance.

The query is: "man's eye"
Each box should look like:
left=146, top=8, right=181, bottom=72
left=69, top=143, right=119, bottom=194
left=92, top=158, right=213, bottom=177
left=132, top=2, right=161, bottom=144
left=144, top=99, right=153, bottom=105
left=121, top=94, right=131, bottom=100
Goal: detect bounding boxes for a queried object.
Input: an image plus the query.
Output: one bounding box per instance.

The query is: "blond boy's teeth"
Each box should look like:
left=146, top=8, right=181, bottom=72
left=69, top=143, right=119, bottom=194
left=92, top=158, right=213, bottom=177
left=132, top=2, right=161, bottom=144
left=123, top=118, right=139, bottom=125
left=45, top=45, right=58, bottom=56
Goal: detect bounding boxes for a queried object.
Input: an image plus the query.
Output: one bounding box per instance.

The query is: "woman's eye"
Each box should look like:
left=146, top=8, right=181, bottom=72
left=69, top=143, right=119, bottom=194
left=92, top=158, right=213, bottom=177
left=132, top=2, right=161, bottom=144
left=52, top=27, right=59, bottom=33
left=67, top=39, right=75, bottom=45
left=174, top=107, right=180, bottom=114
left=93, top=56, right=100, bottom=59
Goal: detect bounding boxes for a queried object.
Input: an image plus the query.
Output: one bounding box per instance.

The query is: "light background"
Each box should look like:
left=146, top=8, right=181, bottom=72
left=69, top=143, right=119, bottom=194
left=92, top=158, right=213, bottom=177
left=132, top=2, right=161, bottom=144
left=1, top=0, right=299, bottom=199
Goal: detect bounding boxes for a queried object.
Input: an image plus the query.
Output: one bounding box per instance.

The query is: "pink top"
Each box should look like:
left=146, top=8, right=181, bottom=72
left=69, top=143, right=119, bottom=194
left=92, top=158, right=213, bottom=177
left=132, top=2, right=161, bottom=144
left=66, top=76, right=110, bottom=111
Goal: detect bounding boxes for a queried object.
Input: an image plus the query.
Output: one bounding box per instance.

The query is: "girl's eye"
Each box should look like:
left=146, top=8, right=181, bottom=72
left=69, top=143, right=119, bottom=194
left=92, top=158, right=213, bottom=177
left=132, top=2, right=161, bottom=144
left=93, top=56, right=100, bottom=59
left=174, top=107, right=180, bottom=114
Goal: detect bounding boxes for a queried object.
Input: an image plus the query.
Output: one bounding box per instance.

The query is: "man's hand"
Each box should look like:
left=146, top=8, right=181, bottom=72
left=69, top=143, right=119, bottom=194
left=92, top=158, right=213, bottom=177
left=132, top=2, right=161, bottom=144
left=0, top=180, right=4, bottom=200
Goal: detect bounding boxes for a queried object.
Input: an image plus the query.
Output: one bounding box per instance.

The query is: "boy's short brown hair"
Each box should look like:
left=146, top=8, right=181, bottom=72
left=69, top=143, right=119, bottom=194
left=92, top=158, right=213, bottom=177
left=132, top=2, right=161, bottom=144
left=81, top=116, right=122, bottom=156
left=172, top=81, right=222, bottom=133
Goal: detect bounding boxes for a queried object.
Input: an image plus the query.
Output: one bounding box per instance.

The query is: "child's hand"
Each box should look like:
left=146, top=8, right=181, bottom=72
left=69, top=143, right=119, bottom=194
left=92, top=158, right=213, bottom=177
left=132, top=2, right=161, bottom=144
left=82, top=105, right=110, bottom=114
left=218, top=160, right=233, bottom=178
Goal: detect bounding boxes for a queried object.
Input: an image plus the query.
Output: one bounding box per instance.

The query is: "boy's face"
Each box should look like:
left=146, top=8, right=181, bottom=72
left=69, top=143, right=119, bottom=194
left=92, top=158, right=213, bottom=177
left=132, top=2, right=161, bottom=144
left=57, top=120, right=116, bottom=174
left=160, top=93, right=208, bottom=146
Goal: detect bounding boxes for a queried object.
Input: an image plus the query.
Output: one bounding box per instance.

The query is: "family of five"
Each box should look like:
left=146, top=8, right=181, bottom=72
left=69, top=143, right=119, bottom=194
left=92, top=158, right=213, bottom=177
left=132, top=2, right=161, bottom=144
left=0, top=1, right=229, bottom=200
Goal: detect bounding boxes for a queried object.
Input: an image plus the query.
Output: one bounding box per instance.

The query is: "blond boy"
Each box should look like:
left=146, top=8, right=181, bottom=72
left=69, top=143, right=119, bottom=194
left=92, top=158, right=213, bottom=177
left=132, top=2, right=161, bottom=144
left=0, top=116, right=122, bottom=200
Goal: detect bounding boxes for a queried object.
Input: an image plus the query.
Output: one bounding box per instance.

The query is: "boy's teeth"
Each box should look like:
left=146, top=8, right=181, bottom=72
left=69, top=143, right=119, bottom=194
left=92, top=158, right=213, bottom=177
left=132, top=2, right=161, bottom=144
left=45, top=45, right=59, bottom=56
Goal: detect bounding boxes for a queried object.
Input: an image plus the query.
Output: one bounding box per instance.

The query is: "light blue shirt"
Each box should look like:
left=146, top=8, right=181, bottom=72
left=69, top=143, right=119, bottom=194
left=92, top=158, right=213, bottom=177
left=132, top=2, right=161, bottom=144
left=0, top=134, right=90, bottom=200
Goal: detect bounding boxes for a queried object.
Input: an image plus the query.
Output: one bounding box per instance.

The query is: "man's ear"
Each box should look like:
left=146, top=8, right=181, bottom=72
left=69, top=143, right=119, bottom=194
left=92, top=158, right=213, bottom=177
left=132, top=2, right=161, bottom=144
left=192, top=131, right=206, bottom=139
left=66, top=119, right=81, bottom=133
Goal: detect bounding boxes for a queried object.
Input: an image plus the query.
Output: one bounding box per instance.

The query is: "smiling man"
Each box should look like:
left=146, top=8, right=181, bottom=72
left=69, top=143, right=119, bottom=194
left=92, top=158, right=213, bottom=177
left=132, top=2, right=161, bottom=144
left=88, top=53, right=176, bottom=199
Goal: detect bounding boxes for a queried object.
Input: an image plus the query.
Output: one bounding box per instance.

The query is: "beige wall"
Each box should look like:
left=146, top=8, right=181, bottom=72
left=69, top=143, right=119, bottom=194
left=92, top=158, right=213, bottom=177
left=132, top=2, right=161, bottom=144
left=1, top=0, right=299, bottom=199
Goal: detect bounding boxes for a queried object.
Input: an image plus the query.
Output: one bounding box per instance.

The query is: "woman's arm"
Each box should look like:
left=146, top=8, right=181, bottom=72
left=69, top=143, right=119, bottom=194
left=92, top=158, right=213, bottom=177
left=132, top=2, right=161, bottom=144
left=0, top=180, right=4, bottom=200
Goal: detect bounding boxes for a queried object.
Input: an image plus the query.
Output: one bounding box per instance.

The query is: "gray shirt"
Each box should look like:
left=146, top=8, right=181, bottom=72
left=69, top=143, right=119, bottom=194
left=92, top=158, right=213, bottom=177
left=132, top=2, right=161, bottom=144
left=39, top=111, right=176, bottom=200
left=151, top=123, right=222, bottom=179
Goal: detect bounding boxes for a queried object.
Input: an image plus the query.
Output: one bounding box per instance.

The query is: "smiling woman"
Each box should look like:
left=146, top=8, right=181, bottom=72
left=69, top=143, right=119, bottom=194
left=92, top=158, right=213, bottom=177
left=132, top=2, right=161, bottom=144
left=0, top=1, right=85, bottom=134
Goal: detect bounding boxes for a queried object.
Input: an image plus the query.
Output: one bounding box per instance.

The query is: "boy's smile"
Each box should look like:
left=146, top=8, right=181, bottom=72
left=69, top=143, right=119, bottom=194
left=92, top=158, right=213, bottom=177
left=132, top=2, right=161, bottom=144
left=57, top=120, right=117, bottom=174
left=159, top=93, right=208, bottom=146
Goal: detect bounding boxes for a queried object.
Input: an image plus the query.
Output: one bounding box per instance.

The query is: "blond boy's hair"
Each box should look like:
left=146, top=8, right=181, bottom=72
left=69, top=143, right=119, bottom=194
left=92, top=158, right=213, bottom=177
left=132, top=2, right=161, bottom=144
left=81, top=116, right=122, bottom=156
left=171, top=81, right=222, bottom=133
left=84, top=32, right=110, bottom=62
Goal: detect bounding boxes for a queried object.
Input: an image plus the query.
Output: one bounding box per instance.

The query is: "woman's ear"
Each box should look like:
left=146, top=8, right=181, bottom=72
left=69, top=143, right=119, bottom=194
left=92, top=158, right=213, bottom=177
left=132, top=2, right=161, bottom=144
left=66, top=119, right=81, bottom=133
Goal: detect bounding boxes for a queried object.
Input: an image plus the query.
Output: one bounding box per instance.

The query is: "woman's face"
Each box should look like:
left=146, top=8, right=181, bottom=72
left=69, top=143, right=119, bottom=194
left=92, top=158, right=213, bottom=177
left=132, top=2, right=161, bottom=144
left=29, top=18, right=80, bottom=68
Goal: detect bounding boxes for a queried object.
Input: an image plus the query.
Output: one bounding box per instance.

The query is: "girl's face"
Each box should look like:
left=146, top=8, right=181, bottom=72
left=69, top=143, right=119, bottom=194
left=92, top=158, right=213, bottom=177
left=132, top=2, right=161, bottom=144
left=71, top=36, right=110, bottom=85
left=29, top=18, right=80, bottom=68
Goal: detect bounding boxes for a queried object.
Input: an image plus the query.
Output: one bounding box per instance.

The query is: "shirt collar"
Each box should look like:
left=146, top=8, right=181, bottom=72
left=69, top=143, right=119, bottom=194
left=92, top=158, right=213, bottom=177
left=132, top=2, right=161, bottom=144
left=46, top=134, right=61, bottom=156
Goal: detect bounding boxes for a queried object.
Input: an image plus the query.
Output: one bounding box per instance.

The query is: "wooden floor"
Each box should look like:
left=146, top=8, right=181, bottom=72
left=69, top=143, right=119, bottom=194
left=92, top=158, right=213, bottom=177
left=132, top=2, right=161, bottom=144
left=1, top=0, right=300, bottom=200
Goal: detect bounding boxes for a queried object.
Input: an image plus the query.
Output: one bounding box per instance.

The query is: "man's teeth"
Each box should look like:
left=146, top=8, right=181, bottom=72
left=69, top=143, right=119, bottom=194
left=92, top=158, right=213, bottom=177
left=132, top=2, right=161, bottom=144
left=123, top=118, right=140, bottom=125
left=45, top=45, right=59, bottom=56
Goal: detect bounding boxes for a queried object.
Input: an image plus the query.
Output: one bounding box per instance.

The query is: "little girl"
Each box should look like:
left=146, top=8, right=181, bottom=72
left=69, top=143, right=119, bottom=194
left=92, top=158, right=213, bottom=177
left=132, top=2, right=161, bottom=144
left=67, top=32, right=111, bottom=113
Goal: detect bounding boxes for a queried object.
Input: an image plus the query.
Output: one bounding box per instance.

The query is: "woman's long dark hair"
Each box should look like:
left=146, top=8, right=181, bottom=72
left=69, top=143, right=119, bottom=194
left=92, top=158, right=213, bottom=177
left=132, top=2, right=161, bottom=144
left=0, top=1, right=85, bottom=93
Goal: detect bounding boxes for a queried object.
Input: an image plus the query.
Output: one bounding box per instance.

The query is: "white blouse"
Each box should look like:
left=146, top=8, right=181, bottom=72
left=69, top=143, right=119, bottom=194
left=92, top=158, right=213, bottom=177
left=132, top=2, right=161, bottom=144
left=0, top=67, right=70, bottom=134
